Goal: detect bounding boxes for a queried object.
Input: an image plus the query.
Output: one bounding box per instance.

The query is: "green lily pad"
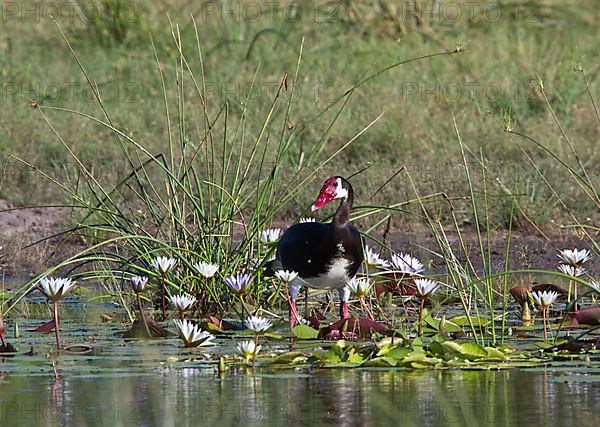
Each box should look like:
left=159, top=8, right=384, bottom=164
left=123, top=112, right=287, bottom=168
left=200, top=321, right=231, bottom=335
left=424, top=313, right=462, bottom=333
left=292, top=324, right=319, bottom=340
left=362, top=356, right=397, bottom=367
left=441, top=340, right=463, bottom=355
left=484, top=347, right=507, bottom=360
left=346, top=348, right=365, bottom=364
left=271, top=351, right=307, bottom=365
left=459, top=343, right=489, bottom=360
left=385, top=346, right=411, bottom=360
left=449, top=315, right=490, bottom=327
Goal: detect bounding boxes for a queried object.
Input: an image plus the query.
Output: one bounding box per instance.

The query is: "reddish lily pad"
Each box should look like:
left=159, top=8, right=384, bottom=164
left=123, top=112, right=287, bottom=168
left=121, top=318, right=169, bottom=338
left=567, top=306, right=600, bottom=326
left=0, top=343, right=16, bottom=354
left=32, top=320, right=56, bottom=333
left=199, top=316, right=237, bottom=335
left=319, top=317, right=387, bottom=340
left=374, top=273, right=417, bottom=297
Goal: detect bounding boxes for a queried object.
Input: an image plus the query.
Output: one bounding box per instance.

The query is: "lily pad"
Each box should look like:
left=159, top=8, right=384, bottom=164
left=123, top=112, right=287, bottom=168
left=319, top=317, right=387, bottom=340
left=484, top=347, right=507, bottom=360
left=362, top=356, right=398, bottom=367
left=293, top=324, right=319, bottom=339
left=449, top=315, right=490, bottom=327
left=271, top=351, right=307, bottom=365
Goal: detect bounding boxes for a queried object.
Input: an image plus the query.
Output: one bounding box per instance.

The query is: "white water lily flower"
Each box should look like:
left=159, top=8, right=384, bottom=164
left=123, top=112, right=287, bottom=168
left=131, top=276, right=148, bottom=294
left=275, top=270, right=299, bottom=283
left=150, top=256, right=177, bottom=274
left=173, top=319, right=215, bottom=348
left=590, top=280, right=600, bottom=293
left=170, top=294, right=196, bottom=314
left=414, top=278, right=439, bottom=297
left=557, top=248, right=591, bottom=267
left=260, top=228, right=282, bottom=244
left=236, top=340, right=261, bottom=361
left=558, top=264, right=585, bottom=277
left=244, top=316, right=273, bottom=333
left=346, top=277, right=373, bottom=299
left=364, top=246, right=390, bottom=269
left=194, top=262, right=219, bottom=278
left=390, top=253, right=424, bottom=275
left=38, top=277, right=77, bottom=302
left=531, top=290, right=559, bottom=309
left=224, top=273, right=252, bottom=295
left=298, top=217, right=316, bottom=223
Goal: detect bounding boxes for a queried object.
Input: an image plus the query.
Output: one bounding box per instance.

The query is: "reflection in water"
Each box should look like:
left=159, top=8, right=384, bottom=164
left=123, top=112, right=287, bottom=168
left=0, top=315, right=598, bottom=426
left=0, top=365, right=598, bottom=427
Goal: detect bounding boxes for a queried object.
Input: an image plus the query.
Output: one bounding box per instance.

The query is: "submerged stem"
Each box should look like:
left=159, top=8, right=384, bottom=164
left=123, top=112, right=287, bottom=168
left=359, top=297, right=374, bottom=320
left=161, top=274, right=167, bottom=321
left=418, top=298, right=425, bottom=337
left=53, top=301, right=62, bottom=349
left=137, top=295, right=152, bottom=338
left=542, top=308, right=548, bottom=341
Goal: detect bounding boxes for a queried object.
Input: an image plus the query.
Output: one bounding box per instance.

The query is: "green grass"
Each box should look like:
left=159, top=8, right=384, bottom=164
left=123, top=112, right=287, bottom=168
left=0, top=0, right=598, bottom=231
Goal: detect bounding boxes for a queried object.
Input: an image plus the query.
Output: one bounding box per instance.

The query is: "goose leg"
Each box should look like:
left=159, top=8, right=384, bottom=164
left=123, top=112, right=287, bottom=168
left=338, top=286, right=350, bottom=320
left=287, top=281, right=302, bottom=333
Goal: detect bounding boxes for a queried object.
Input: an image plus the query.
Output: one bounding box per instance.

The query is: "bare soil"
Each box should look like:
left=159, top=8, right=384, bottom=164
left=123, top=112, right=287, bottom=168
left=0, top=200, right=597, bottom=278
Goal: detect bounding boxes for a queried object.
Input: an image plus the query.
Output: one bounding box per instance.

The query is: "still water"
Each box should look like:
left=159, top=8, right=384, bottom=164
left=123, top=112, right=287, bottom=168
left=0, top=301, right=598, bottom=426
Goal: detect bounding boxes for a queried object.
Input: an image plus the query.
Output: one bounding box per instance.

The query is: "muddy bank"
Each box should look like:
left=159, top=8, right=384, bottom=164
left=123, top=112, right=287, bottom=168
left=0, top=200, right=597, bottom=277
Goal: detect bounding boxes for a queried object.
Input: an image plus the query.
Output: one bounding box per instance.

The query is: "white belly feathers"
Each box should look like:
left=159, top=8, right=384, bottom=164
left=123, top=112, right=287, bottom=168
left=300, top=257, right=350, bottom=289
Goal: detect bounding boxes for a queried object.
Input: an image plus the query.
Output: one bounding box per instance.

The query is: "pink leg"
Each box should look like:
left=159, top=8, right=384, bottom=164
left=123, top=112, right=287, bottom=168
left=285, top=282, right=301, bottom=334
left=289, top=299, right=299, bottom=331
left=340, top=301, right=349, bottom=320
left=338, top=287, right=350, bottom=320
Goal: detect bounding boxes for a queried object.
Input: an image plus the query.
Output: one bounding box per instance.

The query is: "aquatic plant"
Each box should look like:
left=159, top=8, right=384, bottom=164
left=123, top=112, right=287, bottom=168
left=244, top=316, right=273, bottom=334
left=390, top=253, right=424, bottom=275
left=131, top=275, right=148, bottom=294
left=414, top=278, right=440, bottom=337
left=173, top=319, right=215, bottom=348
left=224, top=273, right=253, bottom=319
left=223, top=273, right=252, bottom=296
left=170, top=294, right=196, bottom=319
left=236, top=340, right=261, bottom=364
left=150, top=256, right=177, bottom=321
left=274, top=270, right=301, bottom=334
left=531, top=290, right=559, bottom=341
left=346, top=277, right=375, bottom=319
left=558, top=249, right=591, bottom=310
left=37, top=277, right=77, bottom=349
left=131, top=276, right=151, bottom=337
left=0, top=316, right=7, bottom=349
left=194, top=262, right=219, bottom=279
left=245, top=315, right=273, bottom=352
left=259, top=228, right=282, bottom=245
left=364, top=246, right=390, bottom=269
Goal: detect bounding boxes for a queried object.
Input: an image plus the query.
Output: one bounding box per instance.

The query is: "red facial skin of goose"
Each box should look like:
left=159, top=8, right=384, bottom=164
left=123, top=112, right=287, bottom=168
left=311, top=178, right=337, bottom=211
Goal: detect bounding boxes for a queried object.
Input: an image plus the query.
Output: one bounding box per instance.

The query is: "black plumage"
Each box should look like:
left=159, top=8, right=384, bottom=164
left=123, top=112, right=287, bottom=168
left=276, top=176, right=363, bottom=289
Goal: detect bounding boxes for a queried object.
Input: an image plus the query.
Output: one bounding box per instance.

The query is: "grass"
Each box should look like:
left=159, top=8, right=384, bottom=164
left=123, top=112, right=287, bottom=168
left=0, top=0, right=597, bottom=230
